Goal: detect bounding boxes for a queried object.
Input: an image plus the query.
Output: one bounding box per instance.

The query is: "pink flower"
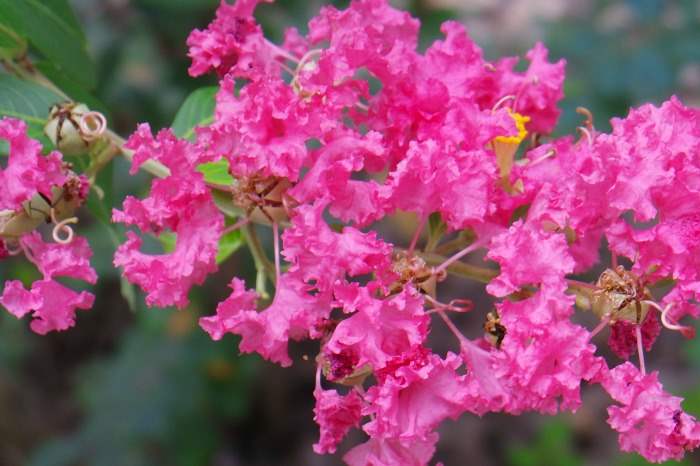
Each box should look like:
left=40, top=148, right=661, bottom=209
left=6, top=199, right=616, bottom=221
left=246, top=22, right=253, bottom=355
left=1, top=279, right=94, bottom=335
left=459, top=337, right=509, bottom=415
left=324, top=286, right=428, bottom=376
left=486, top=220, right=575, bottom=297
left=281, top=200, right=393, bottom=291
left=186, top=0, right=274, bottom=78
left=344, top=434, right=438, bottom=466
left=362, top=352, right=468, bottom=440
left=201, top=273, right=332, bottom=367
left=602, top=362, right=700, bottom=462
left=493, top=285, right=606, bottom=414
left=288, top=133, right=386, bottom=225
left=422, top=21, right=496, bottom=106
left=200, top=76, right=313, bottom=181
left=113, top=124, right=223, bottom=308
left=380, top=139, right=499, bottom=230
left=1, top=232, right=96, bottom=334
left=494, top=42, right=566, bottom=134
left=199, top=278, right=258, bottom=340
left=307, top=0, right=419, bottom=86
left=313, top=384, right=364, bottom=454
left=0, top=117, right=65, bottom=210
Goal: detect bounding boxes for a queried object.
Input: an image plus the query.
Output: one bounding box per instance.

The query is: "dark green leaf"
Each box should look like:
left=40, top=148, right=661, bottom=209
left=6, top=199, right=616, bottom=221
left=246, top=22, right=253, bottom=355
left=0, top=23, right=27, bottom=60
left=171, top=86, right=217, bottom=140
left=0, top=73, right=61, bottom=154
left=35, top=61, right=109, bottom=116
left=42, top=0, right=87, bottom=42
left=0, top=73, right=61, bottom=124
left=0, top=0, right=97, bottom=89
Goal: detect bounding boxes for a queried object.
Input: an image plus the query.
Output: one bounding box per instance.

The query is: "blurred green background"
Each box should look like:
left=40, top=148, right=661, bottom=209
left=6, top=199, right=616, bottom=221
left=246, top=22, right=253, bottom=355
left=1, top=1, right=700, bottom=465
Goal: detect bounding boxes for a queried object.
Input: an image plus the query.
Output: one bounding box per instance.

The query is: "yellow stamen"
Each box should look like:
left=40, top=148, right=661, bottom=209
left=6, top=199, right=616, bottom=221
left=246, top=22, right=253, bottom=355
left=491, top=110, right=530, bottom=194
left=494, top=110, right=530, bottom=145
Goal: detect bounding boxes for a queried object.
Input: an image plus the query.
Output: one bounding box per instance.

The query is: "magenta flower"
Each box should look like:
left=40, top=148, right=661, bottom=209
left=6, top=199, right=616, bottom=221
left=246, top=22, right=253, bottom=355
left=1, top=233, right=96, bottom=334
left=0, top=117, right=65, bottom=210
left=113, top=124, right=224, bottom=308
left=111, top=1, right=700, bottom=464
left=602, top=362, right=700, bottom=462
left=1, top=118, right=95, bottom=334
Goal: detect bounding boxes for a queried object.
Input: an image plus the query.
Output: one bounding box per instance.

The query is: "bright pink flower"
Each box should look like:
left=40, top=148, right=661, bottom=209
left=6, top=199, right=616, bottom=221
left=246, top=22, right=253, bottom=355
left=113, top=124, right=223, bottom=308
left=344, top=434, right=438, bottom=466
left=602, top=362, right=700, bottom=462
left=20, top=231, right=96, bottom=282
left=0, top=117, right=65, bottom=210
left=486, top=220, right=575, bottom=297
left=199, top=278, right=258, bottom=340
left=1, top=279, right=94, bottom=335
left=362, top=352, right=468, bottom=440
left=186, top=0, right=274, bottom=78
left=494, top=285, right=606, bottom=414
left=422, top=21, right=496, bottom=106
left=459, top=337, right=509, bottom=415
left=281, top=27, right=308, bottom=58
left=324, top=287, right=428, bottom=376
left=603, top=97, right=699, bottom=222
left=313, top=385, right=363, bottom=454
left=307, top=0, right=419, bottom=86
left=281, top=200, right=393, bottom=291
left=380, top=139, right=499, bottom=230
left=1, top=232, right=96, bottom=334
left=494, top=42, right=566, bottom=134
left=200, top=76, right=313, bottom=181
left=289, top=133, right=386, bottom=225
left=202, top=273, right=332, bottom=367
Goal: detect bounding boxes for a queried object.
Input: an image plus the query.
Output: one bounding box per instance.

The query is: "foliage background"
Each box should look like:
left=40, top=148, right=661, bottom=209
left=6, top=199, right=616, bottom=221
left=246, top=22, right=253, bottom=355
left=1, top=0, right=699, bottom=465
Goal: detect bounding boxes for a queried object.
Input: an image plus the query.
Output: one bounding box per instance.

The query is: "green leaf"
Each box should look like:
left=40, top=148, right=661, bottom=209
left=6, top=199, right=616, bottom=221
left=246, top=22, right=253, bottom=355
left=0, top=23, right=27, bottom=60
left=0, top=73, right=61, bottom=154
left=196, top=159, right=234, bottom=186
left=216, top=228, right=244, bottom=264
left=0, top=0, right=97, bottom=89
left=0, top=73, right=61, bottom=124
left=42, top=0, right=87, bottom=42
left=171, top=86, right=217, bottom=140
left=35, top=61, right=109, bottom=116
left=159, top=227, right=243, bottom=265
left=172, top=88, right=229, bottom=186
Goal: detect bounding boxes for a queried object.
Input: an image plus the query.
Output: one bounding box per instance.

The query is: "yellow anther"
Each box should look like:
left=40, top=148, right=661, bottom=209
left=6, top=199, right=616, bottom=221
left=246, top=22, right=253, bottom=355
left=494, top=110, right=530, bottom=145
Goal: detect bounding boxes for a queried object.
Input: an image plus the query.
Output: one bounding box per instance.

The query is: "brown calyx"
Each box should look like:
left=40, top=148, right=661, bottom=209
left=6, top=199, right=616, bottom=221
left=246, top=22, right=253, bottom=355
left=231, top=174, right=293, bottom=224
left=592, top=266, right=651, bottom=324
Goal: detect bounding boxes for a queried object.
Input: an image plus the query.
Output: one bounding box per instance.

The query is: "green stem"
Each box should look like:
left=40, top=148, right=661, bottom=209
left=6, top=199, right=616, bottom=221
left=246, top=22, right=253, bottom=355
left=242, top=223, right=276, bottom=295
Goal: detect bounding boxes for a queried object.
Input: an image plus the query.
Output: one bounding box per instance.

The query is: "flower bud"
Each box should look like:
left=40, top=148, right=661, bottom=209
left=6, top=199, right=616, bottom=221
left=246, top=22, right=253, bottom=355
left=44, top=103, right=105, bottom=155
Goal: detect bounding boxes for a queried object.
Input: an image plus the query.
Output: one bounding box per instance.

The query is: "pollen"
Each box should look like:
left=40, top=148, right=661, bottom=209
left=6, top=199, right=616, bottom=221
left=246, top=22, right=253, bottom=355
left=494, top=110, right=530, bottom=145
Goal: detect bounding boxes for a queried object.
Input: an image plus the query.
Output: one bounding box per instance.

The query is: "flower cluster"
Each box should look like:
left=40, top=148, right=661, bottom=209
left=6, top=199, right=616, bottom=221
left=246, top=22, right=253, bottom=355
left=0, top=117, right=95, bottom=334
left=5, top=0, right=698, bottom=464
